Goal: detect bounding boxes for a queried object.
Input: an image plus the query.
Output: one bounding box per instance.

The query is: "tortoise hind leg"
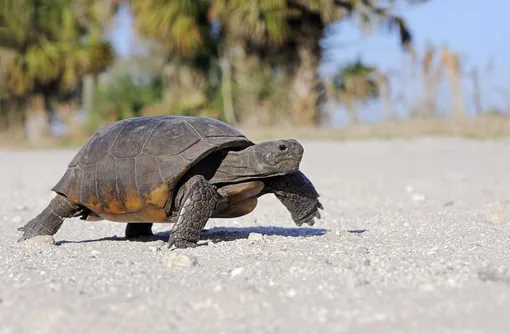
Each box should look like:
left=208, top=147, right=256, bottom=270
left=168, top=175, right=220, bottom=249
left=17, top=194, right=81, bottom=241
left=125, top=223, right=153, bottom=239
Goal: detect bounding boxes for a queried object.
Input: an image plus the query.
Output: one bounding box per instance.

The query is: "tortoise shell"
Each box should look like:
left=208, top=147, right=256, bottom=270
left=52, top=116, right=253, bottom=222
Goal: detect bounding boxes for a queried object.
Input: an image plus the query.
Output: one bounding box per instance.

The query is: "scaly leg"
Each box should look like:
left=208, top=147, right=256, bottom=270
left=168, top=175, right=220, bottom=249
left=17, top=194, right=81, bottom=241
left=265, top=171, right=323, bottom=226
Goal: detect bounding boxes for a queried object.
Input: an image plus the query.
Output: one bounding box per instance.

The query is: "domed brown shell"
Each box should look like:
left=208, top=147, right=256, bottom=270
left=52, top=116, right=253, bottom=222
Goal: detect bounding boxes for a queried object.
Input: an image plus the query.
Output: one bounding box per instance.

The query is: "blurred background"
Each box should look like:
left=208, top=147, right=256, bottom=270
left=0, top=0, right=508, bottom=146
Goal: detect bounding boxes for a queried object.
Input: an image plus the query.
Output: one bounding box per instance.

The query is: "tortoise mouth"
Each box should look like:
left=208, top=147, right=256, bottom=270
left=274, top=156, right=301, bottom=172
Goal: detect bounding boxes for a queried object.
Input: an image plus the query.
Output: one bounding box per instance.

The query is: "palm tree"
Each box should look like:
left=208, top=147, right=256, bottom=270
left=210, top=0, right=422, bottom=125
left=126, top=0, right=426, bottom=126
left=0, top=0, right=114, bottom=140
left=129, top=0, right=209, bottom=56
left=333, top=59, right=381, bottom=124
left=128, top=0, right=217, bottom=119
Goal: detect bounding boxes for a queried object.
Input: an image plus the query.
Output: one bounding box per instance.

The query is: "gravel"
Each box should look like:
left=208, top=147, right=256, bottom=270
left=0, top=137, right=509, bottom=333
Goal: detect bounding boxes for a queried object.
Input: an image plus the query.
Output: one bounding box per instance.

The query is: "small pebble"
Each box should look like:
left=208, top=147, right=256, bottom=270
left=421, top=283, right=435, bottom=291
left=411, top=194, right=426, bottom=202
left=149, top=240, right=166, bottom=252
left=248, top=232, right=264, bottom=242
left=24, top=235, right=55, bottom=245
left=165, top=253, right=198, bottom=268
left=286, top=289, right=297, bottom=298
left=485, top=202, right=506, bottom=224
left=11, top=216, right=22, bottom=223
left=230, top=267, right=245, bottom=278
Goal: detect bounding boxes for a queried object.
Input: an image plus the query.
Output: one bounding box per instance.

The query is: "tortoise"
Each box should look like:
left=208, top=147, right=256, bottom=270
left=18, top=116, right=323, bottom=248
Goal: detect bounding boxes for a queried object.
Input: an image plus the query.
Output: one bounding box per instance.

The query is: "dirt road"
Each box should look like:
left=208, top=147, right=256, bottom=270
left=1, top=138, right=509, bottom=333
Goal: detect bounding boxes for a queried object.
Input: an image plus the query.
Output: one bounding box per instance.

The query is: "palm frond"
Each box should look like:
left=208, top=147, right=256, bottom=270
left=211, top=0, right=291, bottom=45
left=334, top=58, right=380, bottom=103
left=333, top=0, right=414, bottom=49
left=130, top=0, right=207, bottom=56
left=0, top=0, right=114, bottom=97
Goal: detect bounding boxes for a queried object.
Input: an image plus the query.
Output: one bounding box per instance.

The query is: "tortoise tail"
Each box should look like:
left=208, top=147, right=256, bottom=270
left=17, top=194, right=81, bottom=241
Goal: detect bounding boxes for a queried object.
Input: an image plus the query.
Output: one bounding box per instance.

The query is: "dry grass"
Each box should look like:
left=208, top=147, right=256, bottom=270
left=240, top=115, right=510, bottom=141
left=1, top=115, right=510, bottom=150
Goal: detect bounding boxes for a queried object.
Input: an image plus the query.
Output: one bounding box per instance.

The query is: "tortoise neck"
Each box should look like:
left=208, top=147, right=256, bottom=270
left=210, top=148, right=262, bottom=183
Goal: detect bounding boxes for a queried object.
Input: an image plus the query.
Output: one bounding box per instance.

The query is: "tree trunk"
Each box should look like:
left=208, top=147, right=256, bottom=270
left=376, top=73, right=395, bottom=121
left=225, top=37, right=269, bottom=125
left=24, top=94, right=51, bottom=142
left=318, top=78, right=337, bottom=126
left=283, top=18, right=323, bottom=128
left=0, top=99, right=25, bottom=141
left=55, top=98, right=84, bottom=140
left=219, top=56, right=236, bottom=124
left=287, top=44, right=320, bottom=126
left=82, top=74, right=95, bottom=116
left=0, top=100, right=7, bottom=133
left=471, top=68, right=482, bottom=116
left=339, top=92, right=358, bottom=125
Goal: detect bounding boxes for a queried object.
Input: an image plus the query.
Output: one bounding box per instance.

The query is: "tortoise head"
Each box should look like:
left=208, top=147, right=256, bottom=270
left=247, top=139, right=304, bottom=176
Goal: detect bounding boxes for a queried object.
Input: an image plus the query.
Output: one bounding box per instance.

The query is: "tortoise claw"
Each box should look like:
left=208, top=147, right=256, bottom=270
left=296, top=202, right=323, bottom=227
left=167, top=235, right=198, bottom=249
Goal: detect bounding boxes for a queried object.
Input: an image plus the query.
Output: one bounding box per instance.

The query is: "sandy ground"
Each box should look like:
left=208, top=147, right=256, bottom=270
left=0, top=138, right=509, bottom=334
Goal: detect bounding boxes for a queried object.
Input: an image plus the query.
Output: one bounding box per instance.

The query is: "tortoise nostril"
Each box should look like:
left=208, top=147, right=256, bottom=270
left=279, top=144, right=287, bottom=151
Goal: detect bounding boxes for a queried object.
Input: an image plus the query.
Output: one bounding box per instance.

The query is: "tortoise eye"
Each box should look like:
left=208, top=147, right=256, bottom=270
left=278, top=144, right=287, bottom=151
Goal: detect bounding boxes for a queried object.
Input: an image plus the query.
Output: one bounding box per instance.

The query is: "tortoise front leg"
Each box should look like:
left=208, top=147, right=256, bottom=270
left=168, top=175, right=220, bottom=249
left=17, top=194, right=82, bottom=241
left=264, top=171, right=323, bottom=226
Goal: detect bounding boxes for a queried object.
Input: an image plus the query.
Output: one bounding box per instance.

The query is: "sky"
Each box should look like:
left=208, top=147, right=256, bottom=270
left=108, top=0, right=510, bottom=124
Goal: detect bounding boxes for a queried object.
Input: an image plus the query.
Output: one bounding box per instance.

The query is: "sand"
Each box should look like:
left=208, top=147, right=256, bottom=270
left=0, top=137, right=509, bottom=333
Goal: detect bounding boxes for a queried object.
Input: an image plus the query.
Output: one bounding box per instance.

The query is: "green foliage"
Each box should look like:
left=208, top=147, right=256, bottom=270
left=0, top=0, right=113, bottom=98
left=334, top=59, right=380, bottom=104
left=0, top=0, right=429, bottom=135
left=87, top=74, right=162, bottom=132
left=211, top=0, right=294, bottom=46
left=120, top=0, right=425, bottom=126
left=130, top=0, right=210, bottom=57
left=239, top=67, right=290, bottom=111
